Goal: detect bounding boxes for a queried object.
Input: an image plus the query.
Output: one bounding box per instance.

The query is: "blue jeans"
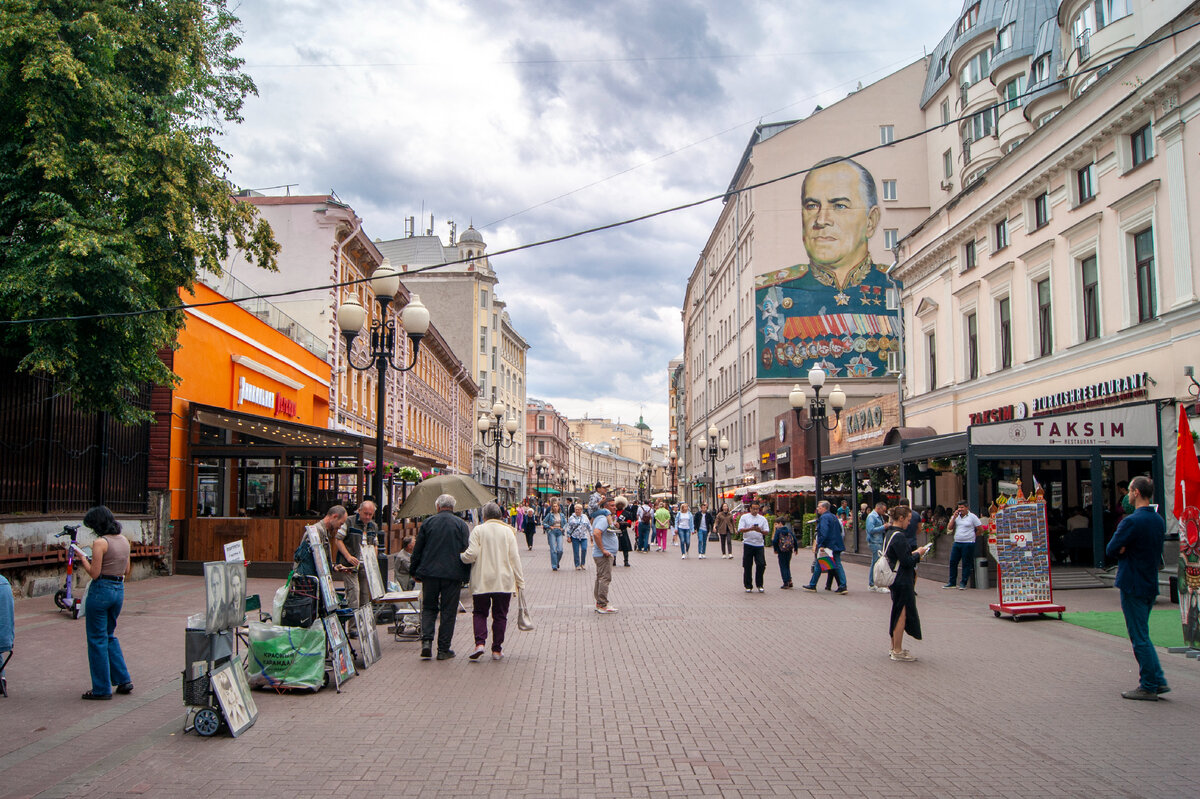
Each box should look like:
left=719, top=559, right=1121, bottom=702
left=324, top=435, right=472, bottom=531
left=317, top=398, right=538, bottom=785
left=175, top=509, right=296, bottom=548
left=677, top=528, right=691, bottom=554
left=947, top=541, right=975, bottom=587
left=84, top=578, right=132, bottom=695
left=806, top=550, right=846, bottom=590
left=1120, top=590, right=1166, bottom=691
left=777, top=551, right=792, bottom=585
left=867, top=538, right=883, bottom=587
left=570, top=538, right=589, bottom=568
left=547, top=532, right=563, bottom=570
left=697, top=528, right=708, bottom=555
left=636, top=522, right=651, bottom=551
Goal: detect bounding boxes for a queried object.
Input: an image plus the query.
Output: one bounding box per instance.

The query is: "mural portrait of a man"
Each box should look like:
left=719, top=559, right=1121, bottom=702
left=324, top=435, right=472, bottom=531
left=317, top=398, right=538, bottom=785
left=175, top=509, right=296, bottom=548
left=802, top=158, right=880, bottom=295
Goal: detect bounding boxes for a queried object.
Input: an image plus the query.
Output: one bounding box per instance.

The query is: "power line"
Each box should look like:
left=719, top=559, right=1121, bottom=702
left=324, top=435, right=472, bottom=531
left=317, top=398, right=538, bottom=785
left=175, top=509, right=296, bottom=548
left=4, top=19, right=1194, bottom=328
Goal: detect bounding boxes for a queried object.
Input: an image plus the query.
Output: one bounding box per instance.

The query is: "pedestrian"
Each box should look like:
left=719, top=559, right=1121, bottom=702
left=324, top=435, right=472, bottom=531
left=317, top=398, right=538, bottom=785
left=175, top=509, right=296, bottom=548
left=694, top=502, right=714, bottom=559
left=802, top=500, right=848, bottom=594
left=637, top=500, right=653, bottom=552
left=653, top=500, right=671, bottom=552
left=391, top=535, right=416, bottom=591
left=675, top=502, right=694, bottom=558
left=74, top=506, right=133, bottom=700
left=714, top=502, right=735, bottom=558
left=1105, top=476, right=1169, bottom=700
left=592, top=496, right=620, bottom=613
left=739, top=500, right=770, bottom=592
left=521, top=499, right=538, bottom=551
left=866, top=501, right=888, bottom=592
left=884, top=505, right=933, bottom=662
left=943, top=500, right=983, bottom=590
left=460, top=502, right=525, bottom=661
left=410, top=494, right=470, bottom=661
left=565, top=503, right=592, bottom=570
left=587, top=483, right=610, bottom=519
left=543, top=497, right=566, bottom=571
left=773, top=515, right=796, bottom=588
left=333, top=499, right=378, bottom=610
left=615, top=496, right=634, bottom=567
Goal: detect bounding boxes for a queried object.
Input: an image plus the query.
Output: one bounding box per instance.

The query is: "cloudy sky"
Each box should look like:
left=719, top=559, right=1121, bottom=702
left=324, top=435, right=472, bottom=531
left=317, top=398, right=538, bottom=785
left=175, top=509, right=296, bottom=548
left=217, top=0, right=953, bottom=444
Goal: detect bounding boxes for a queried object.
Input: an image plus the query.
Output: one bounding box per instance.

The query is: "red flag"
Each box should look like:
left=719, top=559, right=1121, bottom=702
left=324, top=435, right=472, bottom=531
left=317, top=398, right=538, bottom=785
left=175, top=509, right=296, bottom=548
left=1174, top=404, right=1200, bottom=522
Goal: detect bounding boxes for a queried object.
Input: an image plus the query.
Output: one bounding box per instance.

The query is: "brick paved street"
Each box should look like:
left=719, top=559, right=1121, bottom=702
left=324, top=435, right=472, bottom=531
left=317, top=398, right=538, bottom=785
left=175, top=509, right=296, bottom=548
left=2, top=541, right=1197, bottom=799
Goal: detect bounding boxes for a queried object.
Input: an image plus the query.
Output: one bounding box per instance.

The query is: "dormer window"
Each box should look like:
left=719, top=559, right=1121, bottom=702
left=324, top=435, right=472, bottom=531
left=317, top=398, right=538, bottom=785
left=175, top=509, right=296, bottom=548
left=956, top=3, right=980, bottom=37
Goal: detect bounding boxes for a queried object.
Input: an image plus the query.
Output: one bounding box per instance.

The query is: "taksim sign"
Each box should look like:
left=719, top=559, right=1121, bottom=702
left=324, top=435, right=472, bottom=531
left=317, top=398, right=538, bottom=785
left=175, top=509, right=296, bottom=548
left=969, top=403, right=1028, bottom=426
left=969, top=404, right=1158, bottom=448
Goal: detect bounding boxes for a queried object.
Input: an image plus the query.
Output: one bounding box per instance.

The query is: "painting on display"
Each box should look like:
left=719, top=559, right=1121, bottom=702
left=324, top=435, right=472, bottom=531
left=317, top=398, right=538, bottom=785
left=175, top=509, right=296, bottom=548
left=203, top=561, right=247, bottom=634
left=354, top=606, right=381, bottom=669
left=323, top=615, right=355, bottom=688
left=755, top=157, right=898, bottom=381
left=305, top=527, right=339, bottom=613
left=210, top=657, right=257, bottom=737
left=361, top=544, right=385, bottom=601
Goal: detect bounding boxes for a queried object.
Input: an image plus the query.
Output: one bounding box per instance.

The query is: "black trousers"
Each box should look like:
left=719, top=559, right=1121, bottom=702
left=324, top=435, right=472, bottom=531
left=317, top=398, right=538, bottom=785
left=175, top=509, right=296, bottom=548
left=743, top=544, right=766, bottom=589
left=419, top=577, right=461, bottom=653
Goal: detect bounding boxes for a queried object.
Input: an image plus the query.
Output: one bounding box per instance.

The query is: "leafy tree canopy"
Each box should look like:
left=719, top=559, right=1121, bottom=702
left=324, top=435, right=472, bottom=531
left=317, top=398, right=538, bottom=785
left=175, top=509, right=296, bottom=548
left=0, top=0, right=278, bottom=422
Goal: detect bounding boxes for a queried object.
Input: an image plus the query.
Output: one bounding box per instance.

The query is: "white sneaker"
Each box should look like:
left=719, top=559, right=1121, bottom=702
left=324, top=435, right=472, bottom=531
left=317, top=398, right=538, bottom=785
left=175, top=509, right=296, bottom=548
left=758, top=588, right=765, bottom=593
left=682, top=554, right=687, bottom=559
left=745, top=588, right=752, bottom=593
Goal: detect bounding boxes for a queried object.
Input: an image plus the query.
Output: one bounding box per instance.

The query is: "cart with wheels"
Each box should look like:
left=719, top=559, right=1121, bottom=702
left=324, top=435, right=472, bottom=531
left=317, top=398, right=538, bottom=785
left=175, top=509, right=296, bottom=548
left=182, top=627, right=234, bottom=737
left=987, top=494, right=1065, bottom=622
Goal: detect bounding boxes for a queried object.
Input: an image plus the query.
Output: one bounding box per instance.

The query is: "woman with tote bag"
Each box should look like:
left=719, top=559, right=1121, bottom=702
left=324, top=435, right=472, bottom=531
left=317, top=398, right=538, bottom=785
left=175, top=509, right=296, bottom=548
left=461, top=502, right=526, bottom=661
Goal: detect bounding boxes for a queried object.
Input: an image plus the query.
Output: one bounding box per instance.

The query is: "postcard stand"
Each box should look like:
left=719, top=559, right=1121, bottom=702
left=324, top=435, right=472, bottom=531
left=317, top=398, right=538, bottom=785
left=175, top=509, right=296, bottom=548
left=987, top=490, right=1065, bottom=622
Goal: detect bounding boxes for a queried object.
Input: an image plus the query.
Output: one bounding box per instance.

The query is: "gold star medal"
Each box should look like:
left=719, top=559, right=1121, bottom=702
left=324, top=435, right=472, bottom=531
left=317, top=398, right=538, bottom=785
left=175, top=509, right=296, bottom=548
left=834, top=291, right=850, bottom=306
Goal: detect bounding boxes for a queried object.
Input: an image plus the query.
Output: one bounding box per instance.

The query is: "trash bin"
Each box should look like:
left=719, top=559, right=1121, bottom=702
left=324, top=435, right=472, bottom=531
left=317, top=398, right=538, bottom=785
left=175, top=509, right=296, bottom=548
left=974, top=557, right=989, bottom=590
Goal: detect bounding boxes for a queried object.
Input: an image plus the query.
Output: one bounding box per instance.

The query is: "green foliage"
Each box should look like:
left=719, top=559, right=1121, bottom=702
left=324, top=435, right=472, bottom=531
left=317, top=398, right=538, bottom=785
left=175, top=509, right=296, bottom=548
left=0, top=0, right=278, bottom=422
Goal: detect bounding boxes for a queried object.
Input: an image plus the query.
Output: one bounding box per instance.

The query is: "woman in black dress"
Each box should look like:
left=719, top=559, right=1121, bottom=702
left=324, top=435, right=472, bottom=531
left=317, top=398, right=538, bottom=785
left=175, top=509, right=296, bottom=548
left=614, top=496, right=634, bottom=567
left=522, top=500, right=538, bottom=550
left=884, top=505, right=933, bottom=662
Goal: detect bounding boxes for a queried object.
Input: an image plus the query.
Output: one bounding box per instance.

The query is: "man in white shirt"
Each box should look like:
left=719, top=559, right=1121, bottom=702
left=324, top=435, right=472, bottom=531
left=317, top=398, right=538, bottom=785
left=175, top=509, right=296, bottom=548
left=738, top=501, right=770, bottom=592
left=943, top=500, right=982, bottom=590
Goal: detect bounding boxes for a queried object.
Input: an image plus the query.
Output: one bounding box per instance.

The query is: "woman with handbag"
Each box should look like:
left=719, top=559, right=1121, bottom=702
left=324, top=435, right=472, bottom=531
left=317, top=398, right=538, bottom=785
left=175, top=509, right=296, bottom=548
left=461, top=502, right=526, bottom=661
left=714, top=503, right=736, bottom=558
left=884, top=505, right=933, bottom=662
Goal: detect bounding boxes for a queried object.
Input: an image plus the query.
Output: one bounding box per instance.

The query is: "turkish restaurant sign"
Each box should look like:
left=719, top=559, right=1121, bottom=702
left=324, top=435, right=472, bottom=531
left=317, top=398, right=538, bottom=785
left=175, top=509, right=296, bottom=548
left=1031, top=372, right=1150, bottom=416
left=969, top=403, right=1157, bottom=448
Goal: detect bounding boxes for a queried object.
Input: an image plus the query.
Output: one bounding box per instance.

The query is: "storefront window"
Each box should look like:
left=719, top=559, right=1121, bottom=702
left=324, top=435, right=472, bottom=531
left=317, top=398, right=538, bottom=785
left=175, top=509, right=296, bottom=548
left=289, top=456, right=359, bottom=517
left=195, top=458, right=226, bottom=517
left=237, top=458, right=279, bottom=517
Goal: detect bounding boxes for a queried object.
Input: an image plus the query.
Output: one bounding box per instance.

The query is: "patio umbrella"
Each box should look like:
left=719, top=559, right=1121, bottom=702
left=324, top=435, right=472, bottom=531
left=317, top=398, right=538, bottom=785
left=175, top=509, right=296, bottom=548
left=394, top=474, right=496, bottom=518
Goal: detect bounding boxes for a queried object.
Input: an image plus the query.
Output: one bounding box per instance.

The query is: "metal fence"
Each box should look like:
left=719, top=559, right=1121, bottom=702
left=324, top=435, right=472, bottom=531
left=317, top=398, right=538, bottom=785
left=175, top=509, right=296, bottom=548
left=0, top=370, right=151, bottom=515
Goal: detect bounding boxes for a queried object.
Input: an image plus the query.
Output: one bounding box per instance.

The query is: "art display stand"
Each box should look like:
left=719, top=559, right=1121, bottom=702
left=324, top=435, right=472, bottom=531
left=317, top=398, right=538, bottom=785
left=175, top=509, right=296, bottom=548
left=184, top=561, right=257, bottom=737
left=987, top=492, right=1065, bottom=622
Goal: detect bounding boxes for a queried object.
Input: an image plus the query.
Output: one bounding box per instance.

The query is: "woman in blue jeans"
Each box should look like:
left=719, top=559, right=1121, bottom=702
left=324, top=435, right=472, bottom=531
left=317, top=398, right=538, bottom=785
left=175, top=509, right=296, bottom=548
left=543, top=498, right=566, bottom=570
left=565, top=504, right=592, bottom=570
left=73, top=506, right=133, bottom=700
left=674, top=503, right=694, bottom=558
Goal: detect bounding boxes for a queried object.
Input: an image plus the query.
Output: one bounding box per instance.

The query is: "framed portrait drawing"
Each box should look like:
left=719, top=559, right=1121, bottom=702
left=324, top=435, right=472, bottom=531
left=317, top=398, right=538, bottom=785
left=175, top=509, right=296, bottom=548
left=210, top=658, right=257, bottom=737
left=361, top=544, right=385, bottom=600
left=203, top=561, right=246, bottom=633
left=305, top=527, right=339, bottom=612
left=354, top=606, right=381, bottom=669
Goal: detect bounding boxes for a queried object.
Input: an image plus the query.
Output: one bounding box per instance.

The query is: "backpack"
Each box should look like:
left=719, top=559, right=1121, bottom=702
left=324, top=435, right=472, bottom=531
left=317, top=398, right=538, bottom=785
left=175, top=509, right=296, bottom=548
left=872, top=531, right=903, bottom=589
left=776, top=526, right=795, bottom=553
left=280, top=574, right=319, bottom=628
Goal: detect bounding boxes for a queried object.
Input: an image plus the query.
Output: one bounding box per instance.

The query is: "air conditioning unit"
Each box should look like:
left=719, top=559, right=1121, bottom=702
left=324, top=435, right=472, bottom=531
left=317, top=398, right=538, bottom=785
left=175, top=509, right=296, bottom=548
left=940, top=179, right=954, bottom=191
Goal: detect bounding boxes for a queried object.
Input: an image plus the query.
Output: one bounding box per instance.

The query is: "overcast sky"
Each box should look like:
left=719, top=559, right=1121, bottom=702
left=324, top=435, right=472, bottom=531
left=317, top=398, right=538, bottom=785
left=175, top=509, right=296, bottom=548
left=217, top=0, right=953, bottom=445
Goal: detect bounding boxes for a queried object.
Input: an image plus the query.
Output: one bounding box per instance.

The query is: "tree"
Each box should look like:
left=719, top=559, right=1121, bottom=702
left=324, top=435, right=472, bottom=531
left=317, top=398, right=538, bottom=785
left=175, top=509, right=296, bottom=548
left=0, top=0, right=278, bottom=422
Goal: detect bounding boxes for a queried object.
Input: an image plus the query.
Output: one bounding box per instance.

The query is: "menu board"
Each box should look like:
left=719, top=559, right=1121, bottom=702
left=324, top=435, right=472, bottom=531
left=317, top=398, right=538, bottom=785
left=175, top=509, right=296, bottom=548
left=993, top=501, right=1052, bottom=605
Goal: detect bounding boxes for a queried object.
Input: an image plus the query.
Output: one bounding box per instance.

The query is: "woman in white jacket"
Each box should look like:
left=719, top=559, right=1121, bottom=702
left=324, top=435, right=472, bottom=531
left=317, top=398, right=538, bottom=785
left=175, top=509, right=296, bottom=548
left=461, top=502, right=526, bottom=661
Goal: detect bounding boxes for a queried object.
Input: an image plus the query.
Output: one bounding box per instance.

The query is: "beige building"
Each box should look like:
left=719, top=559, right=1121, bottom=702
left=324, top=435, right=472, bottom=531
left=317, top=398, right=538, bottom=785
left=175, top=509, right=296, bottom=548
left=886, top=0, right=1200, bottom=565
left=680, top=59, right=931, bottom=500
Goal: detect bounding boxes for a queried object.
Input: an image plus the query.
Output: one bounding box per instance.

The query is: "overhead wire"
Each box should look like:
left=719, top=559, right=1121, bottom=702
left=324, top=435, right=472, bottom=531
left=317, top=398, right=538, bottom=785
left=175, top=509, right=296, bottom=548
left=4, top=17, right=1195, bottom=329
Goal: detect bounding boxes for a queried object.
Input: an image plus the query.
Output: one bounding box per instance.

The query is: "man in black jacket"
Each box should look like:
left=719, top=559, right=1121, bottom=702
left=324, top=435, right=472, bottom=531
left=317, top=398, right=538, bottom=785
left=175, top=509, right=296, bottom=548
left=693, top=503, right=715, bottom=559
left=410, top=494, right=470, bottom=660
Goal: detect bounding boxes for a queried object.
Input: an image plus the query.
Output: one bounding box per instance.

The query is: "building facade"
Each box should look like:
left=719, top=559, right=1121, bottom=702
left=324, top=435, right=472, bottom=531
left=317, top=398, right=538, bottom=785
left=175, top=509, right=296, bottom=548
left=526, top=398, right=571, bottom=496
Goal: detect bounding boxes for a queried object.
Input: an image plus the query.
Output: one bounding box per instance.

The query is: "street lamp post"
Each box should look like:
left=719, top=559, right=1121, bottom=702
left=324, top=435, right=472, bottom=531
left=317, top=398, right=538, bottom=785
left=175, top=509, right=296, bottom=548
left=336, top=261, right=431, bottom=507
left=697, top=425, right=729, bottom=516
left=789, top=364, right=847, bottom=506
left=530, top=458, right=549, bottom=503
left=669, top=449, right=678, bottom=502
left=637, top=465, right=648, bottom=504
left=478, top=401, right=518, bottom=501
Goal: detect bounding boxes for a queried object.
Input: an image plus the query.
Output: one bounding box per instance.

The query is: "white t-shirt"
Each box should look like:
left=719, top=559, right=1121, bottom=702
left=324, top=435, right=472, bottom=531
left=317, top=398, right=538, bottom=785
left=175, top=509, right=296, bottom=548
left=738, top=513, right=768, bottom=547
left=950, top=511, right=982, bottom=543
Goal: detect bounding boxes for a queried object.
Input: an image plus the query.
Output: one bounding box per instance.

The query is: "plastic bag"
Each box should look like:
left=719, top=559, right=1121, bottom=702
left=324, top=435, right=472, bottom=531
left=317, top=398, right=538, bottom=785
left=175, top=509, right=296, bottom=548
left=271, top=571, right=294, bottom=625
left=245, top=621, right=326, bottom=690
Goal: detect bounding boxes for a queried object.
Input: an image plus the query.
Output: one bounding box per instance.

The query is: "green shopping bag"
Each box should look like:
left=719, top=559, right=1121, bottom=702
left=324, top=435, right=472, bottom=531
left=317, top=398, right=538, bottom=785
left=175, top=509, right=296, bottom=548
left=246, top=621, right=326, bottom=690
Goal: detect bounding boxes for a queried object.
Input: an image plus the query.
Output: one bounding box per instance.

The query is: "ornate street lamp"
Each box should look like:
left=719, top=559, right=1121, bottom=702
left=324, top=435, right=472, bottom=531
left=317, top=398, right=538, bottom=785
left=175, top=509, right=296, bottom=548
left=697, top=425, right=729, bottom=516
left=530, top=457, right=550, bottom=502
left=669, top=449, right=678, bottom=502
left=478, top=400, right=518, bottom=501
left=789, top=364, right=847, bottom=505
left=336, top=261, right=430, bottom=508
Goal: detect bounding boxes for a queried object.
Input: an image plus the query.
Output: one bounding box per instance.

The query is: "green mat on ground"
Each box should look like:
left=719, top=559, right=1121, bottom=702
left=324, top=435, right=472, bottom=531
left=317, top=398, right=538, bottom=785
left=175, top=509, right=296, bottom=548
left=1060, top=609, right=1184, bottom=649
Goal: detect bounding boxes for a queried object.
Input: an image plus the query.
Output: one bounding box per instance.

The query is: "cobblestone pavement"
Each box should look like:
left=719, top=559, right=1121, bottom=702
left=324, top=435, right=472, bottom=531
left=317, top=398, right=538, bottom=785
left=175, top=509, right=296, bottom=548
left=2, top=541, right=1196, bottom=799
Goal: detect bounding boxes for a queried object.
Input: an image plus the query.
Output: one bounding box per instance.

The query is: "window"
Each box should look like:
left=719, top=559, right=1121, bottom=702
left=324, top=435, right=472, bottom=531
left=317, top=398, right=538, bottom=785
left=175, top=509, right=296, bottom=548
left=997, top=23, right=1014, bottom=51
left=1036, top=278, right=1053, bottom=356
left=480, top=289, right=487, bottom=308
left=1134, top=227, right=1156, bottom=322
left=964, top=239, right=977, bottom=271
left=998, top=297, right=1012, bottom=369
left=537, top=415, right=546, bottom=430
left=937, top=55, right=948, bottom=78
left=966, top=312, right=979, bottom=380
left=883, top=228, right=898, bottom=250
left=1001, top=76, right=1025, bottom=112
left=941, top=98, right=950, bottom=125
left=1030, top=55, right=1050, bottom=85
left=479, top=333, right=486, bottom=353
left=957, top=3, right=980, bottom=36
left=995, top=218, right=1009, bottom=250
left=1037, top=110, right=1060, bottom=128
left=882, top=180, right=897, bottom=201
left=1081, top=255, right=1100, bottom=340
left=959, top=46, right=993, bottom=90
left=537, top=440, right=545, bottom=455
left=1130, top=123, right=1153, bottom=166
left=926, top=331, right=937, bottom=390
left=1033, top=192, right=1050, bottom=229
left=943, top=149, right=954, bottom=179
left=880, top=125, right=894, bottom=145
left=1076, top=163, right=1096, bottom=203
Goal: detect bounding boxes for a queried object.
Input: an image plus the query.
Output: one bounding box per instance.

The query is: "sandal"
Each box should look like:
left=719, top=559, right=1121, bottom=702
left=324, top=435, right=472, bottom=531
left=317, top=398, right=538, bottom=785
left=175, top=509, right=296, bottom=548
left=82, top=690, right=113, bottom=700
left=116, top=682, right=134, bottom=694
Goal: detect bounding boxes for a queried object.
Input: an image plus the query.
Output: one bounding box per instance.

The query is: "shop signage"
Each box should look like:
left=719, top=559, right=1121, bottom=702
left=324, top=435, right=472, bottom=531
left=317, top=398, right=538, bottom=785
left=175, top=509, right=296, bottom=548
left=1031, top=372, right=1151, bottom=415
left=760, top=452, right=774, bottom=466
left=844, top=404, right=885, bottom=435
left=969, top=403, right=1158, bottom=448
left=238, top=376, right=275, bottom=410
left=776, top=446, right=790, bottom=463
left=274, top=394, right=297, bottom=418
left=969, top=402, right=1028, bottom=426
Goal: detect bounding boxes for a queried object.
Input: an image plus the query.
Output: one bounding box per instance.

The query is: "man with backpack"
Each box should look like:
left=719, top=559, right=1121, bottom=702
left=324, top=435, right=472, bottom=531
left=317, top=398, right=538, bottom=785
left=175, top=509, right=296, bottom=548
left=773, top=516, right=796, bottom=588
left=866, top=501, right=889, bottom=592
left=802, top=500, right=848, bottom=594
